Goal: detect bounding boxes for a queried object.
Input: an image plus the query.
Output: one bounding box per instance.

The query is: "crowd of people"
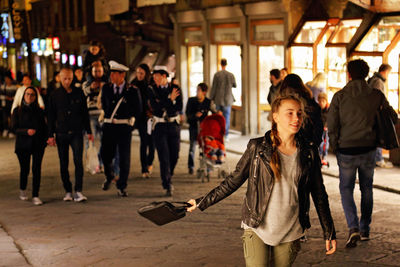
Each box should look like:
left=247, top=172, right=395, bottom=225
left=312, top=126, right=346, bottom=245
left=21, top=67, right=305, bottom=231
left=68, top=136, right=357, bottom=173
left=187, top=59, right=398, bottom=265
left=1, top=43, right=398, bottom=265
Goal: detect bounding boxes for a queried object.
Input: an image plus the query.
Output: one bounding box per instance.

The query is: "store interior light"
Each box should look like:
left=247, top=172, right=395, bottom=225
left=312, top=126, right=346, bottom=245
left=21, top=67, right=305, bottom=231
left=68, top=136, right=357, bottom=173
left=52, top=37, right=60, bottom=50
left=24, top=51, right=28, bottom=57
left=55, top=51, right=61, bottom=61
left=61, top=53, right=68, bottom=64
left=69, top=54, right=76, bottom=65
left=37, top=50, right=43, bottom=56
left=77, top=55, right=82, bottom=67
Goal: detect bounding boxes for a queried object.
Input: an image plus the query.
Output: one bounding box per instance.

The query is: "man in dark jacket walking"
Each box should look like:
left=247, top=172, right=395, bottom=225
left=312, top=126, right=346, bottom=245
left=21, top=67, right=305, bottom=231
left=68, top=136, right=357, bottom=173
left=47, top=68, right=93, bottom=202
left=328, top=59, right=397, bottom=248
left=368, top=63, right=394, bottom=168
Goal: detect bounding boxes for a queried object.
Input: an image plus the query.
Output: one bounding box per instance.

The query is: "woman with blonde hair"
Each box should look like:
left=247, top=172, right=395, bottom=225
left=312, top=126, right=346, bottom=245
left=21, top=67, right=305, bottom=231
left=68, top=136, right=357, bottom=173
left=307, top=72, right=326, bottom=102
left=187, top=93, right=336, bottom=266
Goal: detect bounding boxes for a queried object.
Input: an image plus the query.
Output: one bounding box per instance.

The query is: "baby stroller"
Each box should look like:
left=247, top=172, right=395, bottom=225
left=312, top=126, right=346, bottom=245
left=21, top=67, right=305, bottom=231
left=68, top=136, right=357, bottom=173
left=197, top=114, right=227, bottom=182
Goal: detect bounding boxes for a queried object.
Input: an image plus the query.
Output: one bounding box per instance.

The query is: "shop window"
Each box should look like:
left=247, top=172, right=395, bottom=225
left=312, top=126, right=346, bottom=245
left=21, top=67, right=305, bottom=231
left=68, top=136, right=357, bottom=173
left=258, top=46, right=284, bottom=106
left=291, top=46, right=314, bottom=83
left=330, top=19, right=362, bottom=44
left=356, top=16, right=400, bottom=52
left=218, top=45, right=242, bottom=106
left=295, top=21, right=326, bottom=43
left=187, top=46, right=203, bottom=97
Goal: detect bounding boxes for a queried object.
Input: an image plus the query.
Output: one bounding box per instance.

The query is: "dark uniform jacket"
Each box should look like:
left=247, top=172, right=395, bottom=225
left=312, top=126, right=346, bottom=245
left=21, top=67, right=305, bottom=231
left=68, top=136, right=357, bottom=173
left=196, top=131, right=336, bottom=241
left=131, top=78, right=150, bottom=124
left=101, top=82, right=142, bottom=124
left=47, top=86, right=91, bottom=136
left=11, top=103, right=47, bottom=153
left=148, top=83, right=182, bottom=119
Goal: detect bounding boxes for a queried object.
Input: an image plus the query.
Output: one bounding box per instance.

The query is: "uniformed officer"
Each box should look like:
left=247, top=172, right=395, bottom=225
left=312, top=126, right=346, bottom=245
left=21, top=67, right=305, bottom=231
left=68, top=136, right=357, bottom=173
left=148, top=67, right=183, bottom=196
left=101, top=60, right=141, bottom=196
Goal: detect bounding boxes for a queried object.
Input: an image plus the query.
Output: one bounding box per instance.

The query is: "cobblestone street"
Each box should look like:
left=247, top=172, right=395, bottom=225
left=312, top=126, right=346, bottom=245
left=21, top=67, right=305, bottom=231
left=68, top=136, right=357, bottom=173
left=1, top=135, right=400, bottom=267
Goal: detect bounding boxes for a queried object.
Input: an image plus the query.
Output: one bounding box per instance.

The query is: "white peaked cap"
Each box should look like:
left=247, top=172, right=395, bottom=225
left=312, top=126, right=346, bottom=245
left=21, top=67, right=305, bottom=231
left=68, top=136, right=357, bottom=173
left=109, top=60, right=129, bottom=72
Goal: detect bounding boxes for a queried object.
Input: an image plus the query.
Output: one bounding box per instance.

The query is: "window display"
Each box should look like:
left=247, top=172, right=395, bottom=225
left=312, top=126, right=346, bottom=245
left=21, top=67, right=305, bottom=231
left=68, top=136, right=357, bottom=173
left=187, top=46, right=203, bottom=97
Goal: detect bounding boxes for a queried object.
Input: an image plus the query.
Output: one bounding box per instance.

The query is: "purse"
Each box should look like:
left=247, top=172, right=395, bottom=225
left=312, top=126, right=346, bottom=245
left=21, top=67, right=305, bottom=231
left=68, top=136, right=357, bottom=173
left=138, top=201, right=191, bottom=226
left=376, top=102, right=399, bottom=150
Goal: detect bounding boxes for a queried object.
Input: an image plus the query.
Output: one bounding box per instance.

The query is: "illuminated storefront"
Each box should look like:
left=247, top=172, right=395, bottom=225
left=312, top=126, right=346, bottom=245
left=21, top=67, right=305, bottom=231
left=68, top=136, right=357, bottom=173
left=325, top=18, right=362, bottom=100
left=352, top=15, right=400, bottom=111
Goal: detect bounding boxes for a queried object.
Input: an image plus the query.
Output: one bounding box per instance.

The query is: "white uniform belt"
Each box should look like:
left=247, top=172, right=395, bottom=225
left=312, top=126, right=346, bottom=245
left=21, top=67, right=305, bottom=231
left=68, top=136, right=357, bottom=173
left=153, top=115, right=180, bottom=124
left=104, top=117, right=135, bottom=126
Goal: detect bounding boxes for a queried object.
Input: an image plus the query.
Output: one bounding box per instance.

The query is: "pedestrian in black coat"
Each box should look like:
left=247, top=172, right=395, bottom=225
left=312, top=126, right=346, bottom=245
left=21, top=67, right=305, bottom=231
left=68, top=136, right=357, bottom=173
left=11, top=87, right=47, bottom=205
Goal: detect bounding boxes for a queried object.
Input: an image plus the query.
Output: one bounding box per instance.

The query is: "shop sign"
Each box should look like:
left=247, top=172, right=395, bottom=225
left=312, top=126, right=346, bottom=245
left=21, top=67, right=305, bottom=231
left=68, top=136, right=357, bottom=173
left=69, top=54, right=76, bottom=65
left=55, top=51, right=61, bottom=62
left=61, top=53, right=68, bottom=64
left=11, top=1, right=24, bottom=41
left=31, top=38, right=39, bottom=52
left=137, top=0, right=175, bottom=7
left=39, top=39, right=46, bottom=51
left=77, top=55, right=83, bottom=67
left=52, top=37, right=60, bottom=50
left=1, top=13, right=10, bottom=40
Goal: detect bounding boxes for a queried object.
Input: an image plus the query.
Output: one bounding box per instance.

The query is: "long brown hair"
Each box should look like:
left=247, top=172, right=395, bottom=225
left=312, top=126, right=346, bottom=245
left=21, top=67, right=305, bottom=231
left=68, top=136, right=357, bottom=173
left=269, top=94, right=304, bottom=180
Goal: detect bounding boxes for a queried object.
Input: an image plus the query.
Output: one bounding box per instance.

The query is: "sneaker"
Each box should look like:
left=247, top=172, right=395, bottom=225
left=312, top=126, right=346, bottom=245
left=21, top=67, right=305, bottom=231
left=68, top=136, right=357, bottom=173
left=63, top=192, right=73, bottom=201
left=376, top=160, right=393, bottom=168
left=165, top=185, right=174, bottom=197
left=142, top=172, right=149, bottom=179
left=8, top=133, right=15, bottom=138
left=148, top=165, right=153, bottom=174
left=102, top=179, right=111, bottom=191
left=19, top=190, right=28, bottom=201
left=2, top=130, right=8, bottom=138
left=117, top=189, right=128, bottom=197
left=360, top=231, right=370, bottom=241
left=74, top=192, right=87, bottom=202
left=188, top=168, right=194, bottom=175
left=346, top=228, right=361, bottom=248
left=32, top=197, right=43, bottom=206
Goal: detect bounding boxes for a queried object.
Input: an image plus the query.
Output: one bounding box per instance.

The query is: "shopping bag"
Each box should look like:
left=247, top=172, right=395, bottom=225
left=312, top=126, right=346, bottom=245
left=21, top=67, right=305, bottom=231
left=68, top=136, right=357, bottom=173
left=86, top=141, right=99, bottom=175
left=138, top=201, right=191, bottom=226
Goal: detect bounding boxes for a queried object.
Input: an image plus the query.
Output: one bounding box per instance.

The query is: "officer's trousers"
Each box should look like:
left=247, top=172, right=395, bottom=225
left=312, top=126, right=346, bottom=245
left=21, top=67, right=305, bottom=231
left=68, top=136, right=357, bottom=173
left=153, top=122, right=180, bottom=190
left=101, top=124, right=132, bottom=190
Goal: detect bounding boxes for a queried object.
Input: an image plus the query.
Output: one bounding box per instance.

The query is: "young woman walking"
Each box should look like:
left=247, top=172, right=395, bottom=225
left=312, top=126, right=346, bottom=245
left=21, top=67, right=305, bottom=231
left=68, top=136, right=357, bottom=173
left=187, top=94, right=337, bottom=266
left=11, top=87, right=47, bottom=205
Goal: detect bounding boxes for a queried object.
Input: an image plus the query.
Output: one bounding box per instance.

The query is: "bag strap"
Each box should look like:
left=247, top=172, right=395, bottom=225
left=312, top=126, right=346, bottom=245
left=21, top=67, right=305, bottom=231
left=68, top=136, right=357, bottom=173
left=110, top=96, right=124, bottom=120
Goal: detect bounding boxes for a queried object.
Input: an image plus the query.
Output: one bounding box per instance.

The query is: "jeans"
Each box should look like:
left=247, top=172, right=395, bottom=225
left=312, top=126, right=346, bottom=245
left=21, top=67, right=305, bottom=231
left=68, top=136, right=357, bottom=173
left=85, top=115, right=103, bottom=167
left=153, top=122, right=180, bottom=190
left=319, top=130, right=329, bottom=159
left=16, top=149, right=45, bottom=197
left=137, top=120, right=155, bottom=173
left=101, top=124, right=131, bottom=190
left=241, top=229, right=300, bottom=267
left=337, top=149, right=375, bottom=233
left=56, top=132, right=84, bottom=193
left=375, top=147, right=383, bottom=163
left=216, top=105, right=231, bottom=137
left=188, top=127, right=198, bottom=170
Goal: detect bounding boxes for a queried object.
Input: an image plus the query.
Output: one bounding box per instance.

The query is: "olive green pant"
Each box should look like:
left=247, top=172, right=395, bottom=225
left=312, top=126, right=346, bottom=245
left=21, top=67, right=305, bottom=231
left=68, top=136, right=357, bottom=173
left=241, top=229, right=301, bottom=267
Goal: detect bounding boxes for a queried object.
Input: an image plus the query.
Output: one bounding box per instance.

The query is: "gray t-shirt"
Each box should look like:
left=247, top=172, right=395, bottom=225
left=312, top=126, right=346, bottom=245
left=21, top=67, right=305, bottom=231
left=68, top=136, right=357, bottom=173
left=242, top=149, right=304, bottom=246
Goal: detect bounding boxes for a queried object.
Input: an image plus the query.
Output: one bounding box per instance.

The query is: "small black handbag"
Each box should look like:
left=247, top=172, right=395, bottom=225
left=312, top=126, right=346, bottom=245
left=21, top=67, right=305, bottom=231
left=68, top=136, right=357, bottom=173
left=376, top=104, right=399, bottom=150
left=138, top=201, right=191, bottom=226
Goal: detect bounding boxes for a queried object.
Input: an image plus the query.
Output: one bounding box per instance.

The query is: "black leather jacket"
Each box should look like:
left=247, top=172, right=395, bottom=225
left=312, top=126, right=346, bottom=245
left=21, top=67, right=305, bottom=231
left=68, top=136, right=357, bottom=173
left=197, top=131, right=336, bottom=240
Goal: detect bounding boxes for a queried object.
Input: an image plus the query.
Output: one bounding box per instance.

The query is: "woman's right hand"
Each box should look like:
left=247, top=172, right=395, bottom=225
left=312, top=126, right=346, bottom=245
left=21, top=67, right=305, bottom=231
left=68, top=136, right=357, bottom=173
left=186, top=199, right=197, bottom=212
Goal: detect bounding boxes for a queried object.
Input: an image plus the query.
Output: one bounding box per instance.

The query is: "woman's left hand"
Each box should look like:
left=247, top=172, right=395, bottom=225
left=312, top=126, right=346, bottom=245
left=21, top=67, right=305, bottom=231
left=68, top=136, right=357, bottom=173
left=325, top=239, right=337, bottom=255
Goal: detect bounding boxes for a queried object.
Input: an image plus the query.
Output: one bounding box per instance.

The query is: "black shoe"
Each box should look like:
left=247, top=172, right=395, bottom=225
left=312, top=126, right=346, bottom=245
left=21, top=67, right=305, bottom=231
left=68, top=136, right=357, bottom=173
left=102, top=179, right=111, bottom=191
left=346, top=228, right=361, bottom=248
left=360, top=231, right=370, bottom=241
left=189, top=168, right=194, bottom=175
left=117, top=189, right=128, bottom=197
left=165, top=189, right=172, bottom=197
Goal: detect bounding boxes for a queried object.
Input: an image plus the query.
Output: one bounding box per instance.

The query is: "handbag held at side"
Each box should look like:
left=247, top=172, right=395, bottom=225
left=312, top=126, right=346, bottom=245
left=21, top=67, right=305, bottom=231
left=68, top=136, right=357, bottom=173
left=138, top=201, right=191, bottom=226
left=376, top=103, right=399, bottom=150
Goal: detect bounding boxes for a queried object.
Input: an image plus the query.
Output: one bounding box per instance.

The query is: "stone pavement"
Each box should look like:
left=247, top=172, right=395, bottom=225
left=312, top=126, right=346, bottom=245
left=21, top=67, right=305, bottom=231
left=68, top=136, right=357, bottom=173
left=0, top=132, right=400, bottom=267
